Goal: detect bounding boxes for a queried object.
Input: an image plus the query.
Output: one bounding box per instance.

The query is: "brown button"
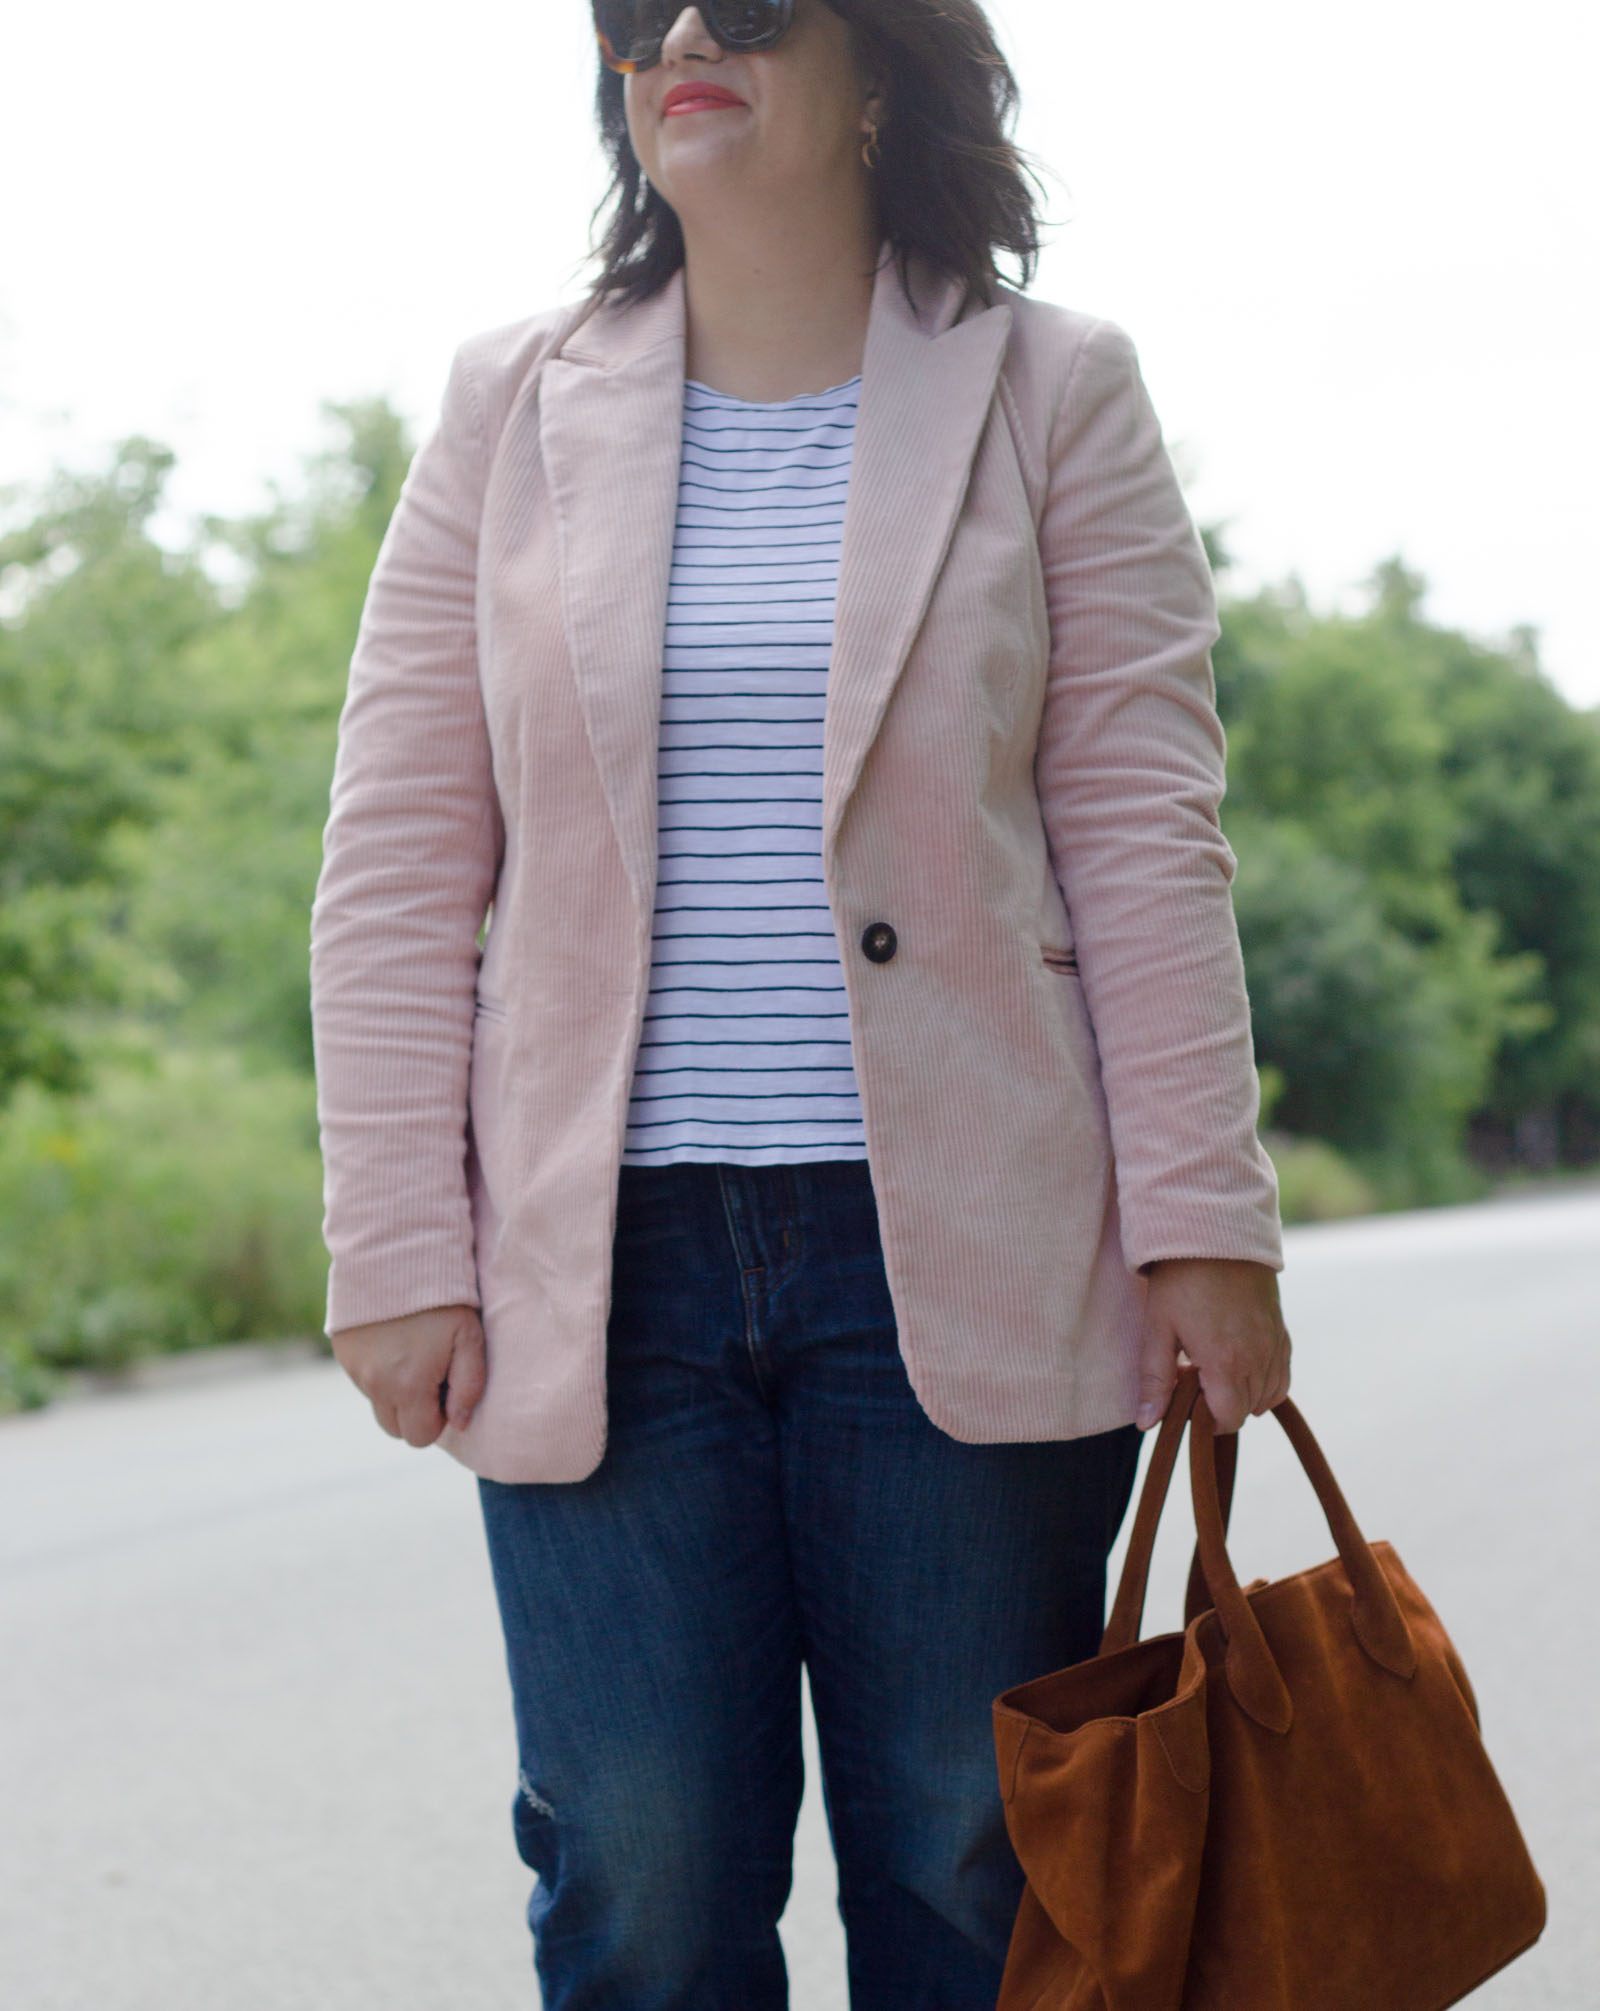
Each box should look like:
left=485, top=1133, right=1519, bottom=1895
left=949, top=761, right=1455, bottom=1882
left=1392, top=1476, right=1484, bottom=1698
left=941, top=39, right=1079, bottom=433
left=860, top=922, right=898, bottom=964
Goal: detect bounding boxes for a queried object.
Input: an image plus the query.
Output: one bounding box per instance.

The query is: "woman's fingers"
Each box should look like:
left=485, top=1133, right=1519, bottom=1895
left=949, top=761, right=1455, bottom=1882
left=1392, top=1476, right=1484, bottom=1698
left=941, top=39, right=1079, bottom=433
left=395, top=1369, right=450, bottom=1447
left=1200, top=1367, right=1251, bottom=1436
left=331, top=1306, right=481, bottom=1448
left=1246, top=1323, right=1290, bottom=1417
left=1142, top=1258, right=1288, bottom=1435
left=445, top=1315, right=488, bottom=1431
left=1257, top=1324, right=1294, bottom=1413
left=1134, top=1305, right=1181, bottom=1430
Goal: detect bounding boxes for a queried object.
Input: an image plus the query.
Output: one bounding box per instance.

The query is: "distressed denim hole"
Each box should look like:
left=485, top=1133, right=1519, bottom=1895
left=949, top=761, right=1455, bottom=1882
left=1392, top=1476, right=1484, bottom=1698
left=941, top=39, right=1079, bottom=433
left=518, top=1768, right=556, bottom=1820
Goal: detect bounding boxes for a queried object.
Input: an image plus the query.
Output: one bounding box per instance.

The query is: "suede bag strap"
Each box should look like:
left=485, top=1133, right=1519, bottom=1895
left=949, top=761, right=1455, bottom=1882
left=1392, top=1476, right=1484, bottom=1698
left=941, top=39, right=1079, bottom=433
left=1100, top=1368, right=1238, bottom=1656
left=1188, top=1394, right=1420, bottom=1732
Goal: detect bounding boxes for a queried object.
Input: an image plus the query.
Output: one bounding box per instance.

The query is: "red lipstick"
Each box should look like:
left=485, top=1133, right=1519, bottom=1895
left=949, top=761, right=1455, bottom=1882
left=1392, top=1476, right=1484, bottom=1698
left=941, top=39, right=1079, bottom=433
left=661, top=80, right=748, bottom=117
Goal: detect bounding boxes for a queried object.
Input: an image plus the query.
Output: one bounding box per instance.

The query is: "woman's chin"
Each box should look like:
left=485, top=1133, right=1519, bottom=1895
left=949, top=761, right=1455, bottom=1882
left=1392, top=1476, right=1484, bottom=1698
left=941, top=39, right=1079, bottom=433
left=652, top=127, right=762, bottom=192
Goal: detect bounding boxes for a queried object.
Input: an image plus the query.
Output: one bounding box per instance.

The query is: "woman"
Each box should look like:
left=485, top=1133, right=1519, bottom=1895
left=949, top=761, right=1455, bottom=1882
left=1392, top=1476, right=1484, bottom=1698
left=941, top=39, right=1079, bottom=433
left=311, top=1, right=1292, bottom=2003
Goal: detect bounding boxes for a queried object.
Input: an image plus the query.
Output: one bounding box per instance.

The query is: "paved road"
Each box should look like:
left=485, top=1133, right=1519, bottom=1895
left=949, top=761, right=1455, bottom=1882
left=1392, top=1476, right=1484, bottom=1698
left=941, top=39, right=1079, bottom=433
left=2, top=1188, right=1595, bottom=2009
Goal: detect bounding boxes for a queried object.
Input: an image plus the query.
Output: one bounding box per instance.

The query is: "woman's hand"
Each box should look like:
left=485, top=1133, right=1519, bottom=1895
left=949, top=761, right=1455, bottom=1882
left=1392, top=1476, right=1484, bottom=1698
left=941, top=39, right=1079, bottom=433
left=1135, top=1259, right=1291, bottom=1435
left=330, top=1304, right=486, bottom=1447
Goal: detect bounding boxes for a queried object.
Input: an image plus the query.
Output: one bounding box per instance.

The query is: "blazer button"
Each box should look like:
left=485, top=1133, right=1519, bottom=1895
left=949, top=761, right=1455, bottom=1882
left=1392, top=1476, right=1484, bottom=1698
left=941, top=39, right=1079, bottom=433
left=860, top=921, right=898, bottom=964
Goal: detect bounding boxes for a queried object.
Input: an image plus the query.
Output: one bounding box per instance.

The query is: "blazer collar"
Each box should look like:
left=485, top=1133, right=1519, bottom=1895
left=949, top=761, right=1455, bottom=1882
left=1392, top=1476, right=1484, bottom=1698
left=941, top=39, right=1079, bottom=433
left=537, top=254, right=1012, bottom=918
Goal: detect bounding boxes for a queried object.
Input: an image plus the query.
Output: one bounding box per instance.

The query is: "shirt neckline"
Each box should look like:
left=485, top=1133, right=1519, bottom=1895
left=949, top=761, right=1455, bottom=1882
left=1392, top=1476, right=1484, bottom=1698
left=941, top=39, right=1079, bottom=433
left=684, top=376, right=862, bottom=411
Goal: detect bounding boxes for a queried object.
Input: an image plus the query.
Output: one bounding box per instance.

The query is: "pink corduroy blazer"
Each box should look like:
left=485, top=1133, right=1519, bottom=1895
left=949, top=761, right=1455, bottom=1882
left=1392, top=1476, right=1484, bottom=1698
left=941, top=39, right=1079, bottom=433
left=310, top=252, right=1283, bottom=1485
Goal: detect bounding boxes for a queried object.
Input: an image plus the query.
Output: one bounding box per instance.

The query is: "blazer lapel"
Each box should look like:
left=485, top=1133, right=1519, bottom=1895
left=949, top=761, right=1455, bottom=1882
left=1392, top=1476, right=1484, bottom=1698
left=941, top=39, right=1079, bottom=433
left=824, top=259, right=1013, bottom=849
left=540, top=278, right=687, bottom=921
left=537, top=260, right=1012, bottom=900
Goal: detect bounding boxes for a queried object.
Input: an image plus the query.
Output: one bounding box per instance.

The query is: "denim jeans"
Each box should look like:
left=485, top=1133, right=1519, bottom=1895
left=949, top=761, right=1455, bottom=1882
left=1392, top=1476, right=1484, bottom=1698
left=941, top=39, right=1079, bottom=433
left=478, top=1160, right=1139, bottom=2010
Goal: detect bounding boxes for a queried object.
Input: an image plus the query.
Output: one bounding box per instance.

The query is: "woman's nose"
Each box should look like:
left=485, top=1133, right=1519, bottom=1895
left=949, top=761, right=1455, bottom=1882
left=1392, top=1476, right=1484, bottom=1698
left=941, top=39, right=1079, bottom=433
left=659, top=6, right=723, bottom=62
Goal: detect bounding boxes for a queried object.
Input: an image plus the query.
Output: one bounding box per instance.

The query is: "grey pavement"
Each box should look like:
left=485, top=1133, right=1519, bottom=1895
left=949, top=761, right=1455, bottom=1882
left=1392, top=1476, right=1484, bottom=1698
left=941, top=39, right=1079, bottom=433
left=1, top=1187, right=1595, bottom=2009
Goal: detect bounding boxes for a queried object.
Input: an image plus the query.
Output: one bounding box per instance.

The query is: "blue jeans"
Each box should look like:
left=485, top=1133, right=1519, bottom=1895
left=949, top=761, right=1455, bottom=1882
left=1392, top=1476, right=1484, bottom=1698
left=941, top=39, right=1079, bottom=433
left=478, top=1161, right=1139, bottom=2010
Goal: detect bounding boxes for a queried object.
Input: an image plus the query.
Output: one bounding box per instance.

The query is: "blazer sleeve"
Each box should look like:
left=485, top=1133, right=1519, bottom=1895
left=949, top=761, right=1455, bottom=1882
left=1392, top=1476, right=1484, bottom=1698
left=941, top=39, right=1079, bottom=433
left=309, top=347, right=503, bottom=1332
left=1032, top=319, right=1283, bottom=1273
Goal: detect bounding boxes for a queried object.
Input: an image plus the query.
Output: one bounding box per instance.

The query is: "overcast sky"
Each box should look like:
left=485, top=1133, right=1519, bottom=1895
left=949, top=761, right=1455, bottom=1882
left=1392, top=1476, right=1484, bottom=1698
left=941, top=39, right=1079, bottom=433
left=5, top=0, right=1596, bottom=702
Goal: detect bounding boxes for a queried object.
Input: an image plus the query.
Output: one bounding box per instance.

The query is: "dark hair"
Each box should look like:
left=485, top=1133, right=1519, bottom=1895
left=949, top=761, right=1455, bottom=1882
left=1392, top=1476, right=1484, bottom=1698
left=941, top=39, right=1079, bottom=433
left=589, top=0, right=1042, bottom=309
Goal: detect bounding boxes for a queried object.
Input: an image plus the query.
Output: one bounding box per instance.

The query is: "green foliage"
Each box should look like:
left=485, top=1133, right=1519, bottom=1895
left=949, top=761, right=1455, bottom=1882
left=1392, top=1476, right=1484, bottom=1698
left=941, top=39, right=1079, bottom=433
left=121, top=401, right=410, bottom=1072
left=0, top=406, right=403, bottom=1404
left=1431, top=632, right=1600, bottom=1147
left=0, top=406, right=405, bottom=1099
left=0, top=1049, right=327, bottom=1411
left=1216, top=560, right=1586, bottom=1202
left=1264, top=1133, right=1379, bottom=1224
left=0, top=441, right=217, bottom=1099
left=1228, top=817, right=1519, bottom=1200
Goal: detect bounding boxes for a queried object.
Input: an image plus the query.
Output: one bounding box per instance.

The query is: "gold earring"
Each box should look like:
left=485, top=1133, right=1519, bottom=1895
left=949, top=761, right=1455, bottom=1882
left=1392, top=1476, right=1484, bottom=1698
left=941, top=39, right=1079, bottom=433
left=861, top=122, right=881, bottom=170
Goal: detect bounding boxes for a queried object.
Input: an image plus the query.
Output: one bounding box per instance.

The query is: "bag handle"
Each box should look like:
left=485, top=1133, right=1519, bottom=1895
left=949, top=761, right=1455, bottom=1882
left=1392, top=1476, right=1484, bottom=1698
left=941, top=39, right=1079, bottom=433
left=1100, top=1367, right=1238, bottom=1656
left=1189, top=1392, right=1419, bottom=1733
left=1100, top=1371, right=1418, bottom=1729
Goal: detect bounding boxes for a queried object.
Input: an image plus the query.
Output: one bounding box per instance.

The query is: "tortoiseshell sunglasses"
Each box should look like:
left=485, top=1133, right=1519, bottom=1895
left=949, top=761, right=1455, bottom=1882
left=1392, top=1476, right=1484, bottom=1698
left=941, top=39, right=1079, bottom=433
left=593, top=0, right=796, bottom=73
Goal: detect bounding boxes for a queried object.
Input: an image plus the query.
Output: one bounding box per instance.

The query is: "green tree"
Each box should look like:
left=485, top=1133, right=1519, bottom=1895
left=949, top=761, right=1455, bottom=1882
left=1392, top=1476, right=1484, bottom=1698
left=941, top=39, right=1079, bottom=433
left=1227, top=817, right=1529, bottom=1200
left=1216, top=563, right=1554, bottom=1197
left=120, top=400, right=412, bottom=1072
left=0, top=441, right=217, bottom=1102
left=1428, top=630, right=1600, bottom=1163
left=0, top=409, right=410, bottom=1407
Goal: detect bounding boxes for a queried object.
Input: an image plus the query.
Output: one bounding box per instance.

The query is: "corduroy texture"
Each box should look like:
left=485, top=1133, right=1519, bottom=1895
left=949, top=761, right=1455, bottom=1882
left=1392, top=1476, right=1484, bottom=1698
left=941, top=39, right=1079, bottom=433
left=992, top=1372, right=1547, bottom=2009
left=309, top=253, right=1283, bottom=1483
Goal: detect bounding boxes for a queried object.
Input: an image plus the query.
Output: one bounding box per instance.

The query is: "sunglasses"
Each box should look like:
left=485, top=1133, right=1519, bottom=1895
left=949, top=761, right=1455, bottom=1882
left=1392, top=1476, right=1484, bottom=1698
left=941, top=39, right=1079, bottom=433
left=593, top=0, right=796, bottom=74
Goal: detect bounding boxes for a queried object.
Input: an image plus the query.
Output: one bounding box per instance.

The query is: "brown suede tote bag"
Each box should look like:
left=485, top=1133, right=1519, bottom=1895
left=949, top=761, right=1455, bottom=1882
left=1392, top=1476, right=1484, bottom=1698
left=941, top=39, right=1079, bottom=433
left=991, top=1369, right=1545, bottom=2010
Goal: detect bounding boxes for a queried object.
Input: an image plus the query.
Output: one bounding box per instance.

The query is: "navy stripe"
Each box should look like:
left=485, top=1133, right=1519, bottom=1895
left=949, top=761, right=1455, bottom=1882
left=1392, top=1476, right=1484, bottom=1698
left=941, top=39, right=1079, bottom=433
left=640, top=1017, right=852, bottom=1026
left=682, top=421, right=856, bottom=437
left=646, top=983, right=849, bottom=995
left=628, top=1115, right=861, bottom=1130
left=679, top=476, right=850, bottom=494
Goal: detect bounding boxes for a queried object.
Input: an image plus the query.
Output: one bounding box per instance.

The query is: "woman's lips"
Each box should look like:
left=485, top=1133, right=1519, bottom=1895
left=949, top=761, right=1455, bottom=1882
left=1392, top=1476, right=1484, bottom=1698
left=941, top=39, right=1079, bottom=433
left=661, top=81, right=748, bottom=117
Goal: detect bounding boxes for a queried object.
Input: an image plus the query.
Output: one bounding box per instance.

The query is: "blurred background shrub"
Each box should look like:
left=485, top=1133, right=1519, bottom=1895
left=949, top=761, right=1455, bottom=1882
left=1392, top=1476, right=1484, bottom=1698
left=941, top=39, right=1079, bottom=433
left=1215, top=552, right=1600, bottom=1197
left=0, top=424, right=1596, bottom=1407
left=0, top=1050, right=326, bottom=1412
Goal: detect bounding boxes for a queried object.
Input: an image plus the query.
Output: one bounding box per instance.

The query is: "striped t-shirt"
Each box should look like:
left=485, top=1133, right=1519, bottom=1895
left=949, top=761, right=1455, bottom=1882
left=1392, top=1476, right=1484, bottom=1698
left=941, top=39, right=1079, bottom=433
left=621, top=376, right=869, bottom=1167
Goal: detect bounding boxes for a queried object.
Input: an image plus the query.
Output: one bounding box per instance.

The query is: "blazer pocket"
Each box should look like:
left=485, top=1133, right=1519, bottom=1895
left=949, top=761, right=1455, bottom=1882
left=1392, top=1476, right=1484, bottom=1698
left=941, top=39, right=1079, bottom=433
left=1040, top=948, right=1079, bottom=975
